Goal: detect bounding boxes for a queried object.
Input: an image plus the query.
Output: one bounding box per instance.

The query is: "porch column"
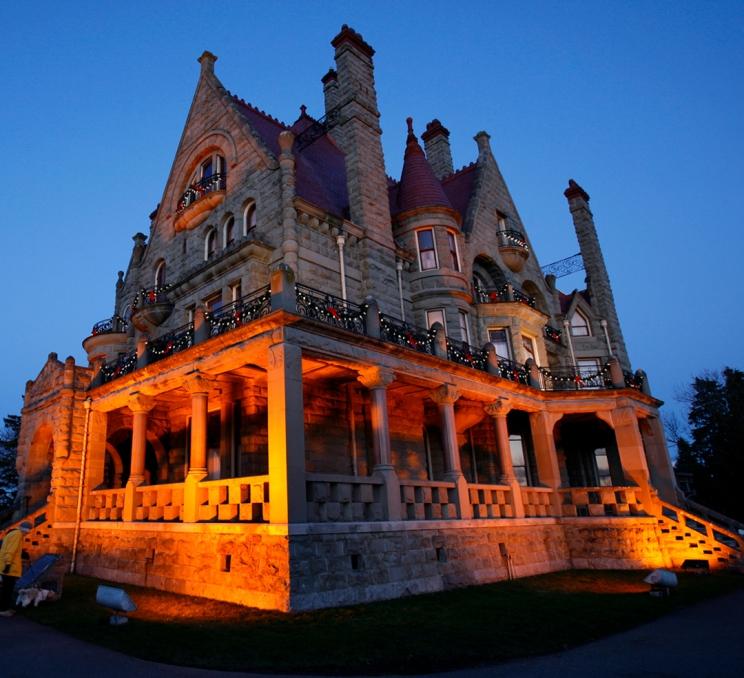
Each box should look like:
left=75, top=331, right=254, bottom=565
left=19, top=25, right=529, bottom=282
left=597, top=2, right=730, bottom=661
left=640, top=416, right=678, bottom=503
left=183, top=373, right=210, bottom=523
left=123, top=393, right=154, bottom=522
left=431, top=384, right=472, bottom=519
left=529, top=410, right=563, bottom=515
left=357, top=367, right=400, bottom=520
left=606, top=404, right=654, bottom=509
left=484, top=400, right=525, bottom=518
left=267, top=341, right=307, bottom=524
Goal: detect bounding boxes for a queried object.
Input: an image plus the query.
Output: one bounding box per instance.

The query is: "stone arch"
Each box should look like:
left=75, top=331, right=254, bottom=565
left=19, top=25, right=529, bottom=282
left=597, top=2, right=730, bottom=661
left=554, top=414, right=623, bottom=487
left=472, top=255, right=508, bottom=291
left=103, top=443, right=125, bottom=489
left=106, top=427, right=166, bottom=486
left=24, top=423, right=55, bottom=511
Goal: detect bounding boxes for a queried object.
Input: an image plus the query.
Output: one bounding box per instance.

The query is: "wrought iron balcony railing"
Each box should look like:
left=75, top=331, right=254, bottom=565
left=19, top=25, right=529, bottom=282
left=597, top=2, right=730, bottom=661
left=379, top=315, right=435, bottom=355
left=207, top=286, right=271, bottom=338
left=496, top=357, right=530, bottom=385
left=295, top=284, right=367, bottom=335
left=91, top=316, right=128, bottom=336
left=447, top=338, right=489, bottom=371
left=100, top=351, right=137, bottom=383
left=148, top=323, right=194, bottom=363
left=177, top=173, right=226, bottom=212
left=496, top=229, right=529, bottom=251
left=131, top=285, right=171, bottom=309
left=540, top=365, right=613, bottom=391
left=472, top=281, right=536, bottom=308
left=543, top=324, right=562, bottom=344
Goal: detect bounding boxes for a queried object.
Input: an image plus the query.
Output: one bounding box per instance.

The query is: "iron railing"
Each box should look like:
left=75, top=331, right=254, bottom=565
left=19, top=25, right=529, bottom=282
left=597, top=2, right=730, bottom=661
left=132, top=285, right=171, bottom=309
left=496, top=229, right=529, bottom=251
left=623, top=371, right=644, bottom=390
left=148, top=323, right=194, bottom=363
left=379, top=314, right=435, bottom=355
left=207, top=286, right=271, bottom=338
left=496, top=357, right=530, bottom=385
left=540, top=365, right=613, bottom=391
left=177, top=173, right=226, bottom=212
left=472, top=281, right=536, bottom=308
left=447, top=339, right=488, bottom=371
left=295, top=284, right=367, bottom=335
left=100, top=351, right=137, bottom=383
left=91, top=316, right=128, bottom=336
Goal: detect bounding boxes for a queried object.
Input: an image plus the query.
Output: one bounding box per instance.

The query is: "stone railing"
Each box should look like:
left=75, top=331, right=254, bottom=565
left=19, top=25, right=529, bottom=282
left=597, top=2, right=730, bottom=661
left=306, top=473, right=384, bottom=522
left=196, top=476, right=269, bottom=522
left=559, top=486, right=645, bottom=518
left=469, top=483, right=514, bottom=518
left=400, top=479, right=458, bottom=520
left=659, top=501, right=743, bottom=552
left=134, top=482, right=185, bottom=521
left=87, top=488, right=127, bottom=521
left=521, top=486, right=558, bottom=517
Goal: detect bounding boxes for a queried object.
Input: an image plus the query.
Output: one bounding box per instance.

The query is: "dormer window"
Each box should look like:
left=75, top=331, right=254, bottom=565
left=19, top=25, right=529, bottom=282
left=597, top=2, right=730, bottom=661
left=570, top=309, right=591, bottom=337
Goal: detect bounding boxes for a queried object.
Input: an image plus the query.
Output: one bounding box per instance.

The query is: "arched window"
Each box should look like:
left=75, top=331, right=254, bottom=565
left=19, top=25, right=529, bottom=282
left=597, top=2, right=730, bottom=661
left=223, top=215, right=235, bottom=248
left=243, top=201, right=257, bottom=236
left=204, top=228, right=217, bottom=260
left=570, top=309, right=591, bottom=337
left=154, top=259, right=166, bottom=287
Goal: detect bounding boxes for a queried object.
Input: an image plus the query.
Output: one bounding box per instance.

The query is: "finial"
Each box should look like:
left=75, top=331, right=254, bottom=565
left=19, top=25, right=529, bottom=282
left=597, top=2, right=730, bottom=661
left=300, top=104, right=307, bottom=116
left=198, top=50, right=217, bottom=74
left=406, top=117, right=414, bottom=134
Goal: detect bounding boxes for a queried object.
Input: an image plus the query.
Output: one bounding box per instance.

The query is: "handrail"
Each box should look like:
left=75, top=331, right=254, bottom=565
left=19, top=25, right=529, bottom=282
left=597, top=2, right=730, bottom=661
left=91, top=316, right=128, bottom=336
left=177, top=173, right=226, bottom=212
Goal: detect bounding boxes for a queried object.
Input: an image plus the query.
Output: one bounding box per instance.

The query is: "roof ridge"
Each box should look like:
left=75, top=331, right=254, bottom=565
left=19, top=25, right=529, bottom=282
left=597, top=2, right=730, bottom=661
left=441, top=161, right=477, bottom=183
left=230, top=93, right=289, bottom=128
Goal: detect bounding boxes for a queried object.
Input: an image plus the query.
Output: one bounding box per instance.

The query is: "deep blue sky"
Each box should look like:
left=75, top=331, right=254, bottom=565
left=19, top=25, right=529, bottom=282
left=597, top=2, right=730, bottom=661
left=2, top=2, right=742, bottom=438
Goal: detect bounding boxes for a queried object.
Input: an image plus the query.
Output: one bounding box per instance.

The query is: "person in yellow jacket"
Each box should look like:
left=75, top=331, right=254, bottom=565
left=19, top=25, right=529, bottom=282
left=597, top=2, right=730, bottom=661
left=0, top=521, right=32, bottom=617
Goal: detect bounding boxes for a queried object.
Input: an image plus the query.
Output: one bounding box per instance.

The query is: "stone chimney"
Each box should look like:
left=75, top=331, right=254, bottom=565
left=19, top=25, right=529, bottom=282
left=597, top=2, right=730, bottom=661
left=422, top=119, right=454, bottom=179
left=321, top=68, right=339, bottom=115
left=564, top=179, right=630, bottom=370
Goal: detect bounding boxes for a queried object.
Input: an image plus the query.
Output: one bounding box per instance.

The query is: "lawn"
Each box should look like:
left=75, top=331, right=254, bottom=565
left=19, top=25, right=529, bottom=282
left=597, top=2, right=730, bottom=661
left=20, top=570, right=743, bottom=674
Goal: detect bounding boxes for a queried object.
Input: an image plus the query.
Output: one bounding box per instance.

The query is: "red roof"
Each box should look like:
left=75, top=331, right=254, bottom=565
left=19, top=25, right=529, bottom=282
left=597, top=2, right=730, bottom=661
left=442, top=163, right=477, bottom=222
left=391, top=118, right=453, bottom=216
left=233, top=98, right=349, bottom=219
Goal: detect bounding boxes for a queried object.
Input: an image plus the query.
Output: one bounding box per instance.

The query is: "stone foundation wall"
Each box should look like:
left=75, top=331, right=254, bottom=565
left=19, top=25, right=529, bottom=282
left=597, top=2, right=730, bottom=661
left=74, top=523, right=291, bottom=611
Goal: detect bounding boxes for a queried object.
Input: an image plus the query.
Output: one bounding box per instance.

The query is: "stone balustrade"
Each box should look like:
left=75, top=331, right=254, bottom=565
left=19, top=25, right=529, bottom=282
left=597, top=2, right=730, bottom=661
left=521, top=486, right=558, bottom=517
left=306, top=473, right=384, bottom=522
left=196, top=476, right=269, bottom=522
left=400, top=479, right=458, bottom=520
left=469, top=483, right=514, bottom=518
left=559, top=486, right=644, bottom=518
left=134, top=482, right=185, bottom=521
left=87, top=488, right=126, bottom=521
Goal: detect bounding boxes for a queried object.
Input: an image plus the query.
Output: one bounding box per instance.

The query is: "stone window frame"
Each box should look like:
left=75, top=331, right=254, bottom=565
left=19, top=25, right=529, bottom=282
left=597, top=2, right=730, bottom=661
left=457, top=310, right=471, bottom=344
left=487, top=326, right=512, bottom=360
left=446, top=230, right=461, bottom=272
left=520, top=332, right=538, bottom=366
left=154, top=259, right=166, bottom=287
left=415, top=228, right=438, bottom=271
left=222, top=214, right=235, bottom=249
left=242, top=200, right=257, bottom=237
left=570, top=309, right=591, bottom=337
left=425, top=308, right=447, bottom=333
left=204, top=227, right=218, bottom=261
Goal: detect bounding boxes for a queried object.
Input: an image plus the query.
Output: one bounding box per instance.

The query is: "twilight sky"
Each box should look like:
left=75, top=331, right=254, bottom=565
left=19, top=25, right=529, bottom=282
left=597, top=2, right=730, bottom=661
left=1, top=1, right=742, bottom=439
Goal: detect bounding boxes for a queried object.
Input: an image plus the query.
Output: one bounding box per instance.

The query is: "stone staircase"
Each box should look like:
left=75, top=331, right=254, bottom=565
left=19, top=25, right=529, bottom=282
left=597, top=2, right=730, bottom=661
left=654, top=500, right=744, bottom=570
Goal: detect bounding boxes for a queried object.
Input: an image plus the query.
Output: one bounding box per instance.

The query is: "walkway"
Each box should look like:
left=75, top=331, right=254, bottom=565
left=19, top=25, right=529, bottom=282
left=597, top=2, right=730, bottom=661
left=1, top=590, right=743, bottom=677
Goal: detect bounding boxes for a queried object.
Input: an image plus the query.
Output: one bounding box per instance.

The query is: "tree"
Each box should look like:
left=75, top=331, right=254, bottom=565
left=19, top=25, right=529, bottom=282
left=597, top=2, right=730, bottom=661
left=0, top=414, right=20, bottom=517
left=674, top=368, right=744, bottom=523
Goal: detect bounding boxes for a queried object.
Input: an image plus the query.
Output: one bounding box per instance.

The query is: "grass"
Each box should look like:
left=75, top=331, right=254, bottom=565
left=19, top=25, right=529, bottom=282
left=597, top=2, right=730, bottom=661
left=20, top=570, right=743, bottom=674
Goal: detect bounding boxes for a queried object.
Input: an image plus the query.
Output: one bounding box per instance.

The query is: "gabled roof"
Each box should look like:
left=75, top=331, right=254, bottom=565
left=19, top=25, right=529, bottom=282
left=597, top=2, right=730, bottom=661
left=559, top=289, right=591, bottom=315
left=232, top=97, right=350, bottom=219
left=442, top=163, right=477, bottom=220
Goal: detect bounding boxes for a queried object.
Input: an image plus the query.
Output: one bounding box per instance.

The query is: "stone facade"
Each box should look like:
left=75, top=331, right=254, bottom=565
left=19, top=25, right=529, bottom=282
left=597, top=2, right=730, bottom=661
left=7, top=25, right=744, bottom=612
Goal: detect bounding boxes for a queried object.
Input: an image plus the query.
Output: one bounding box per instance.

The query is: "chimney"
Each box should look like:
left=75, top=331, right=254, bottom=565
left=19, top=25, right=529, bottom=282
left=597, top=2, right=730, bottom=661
left=422, top=119, right=454, bottom=179
left=321, top=68, right=339, bottom=115
left=564, top=179, right=630, bottom=369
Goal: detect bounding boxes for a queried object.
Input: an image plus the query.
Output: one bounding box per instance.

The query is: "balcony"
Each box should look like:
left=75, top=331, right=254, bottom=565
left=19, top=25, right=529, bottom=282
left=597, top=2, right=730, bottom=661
left=472, top=280, right=536, bottom=308
left=130, top=285, right=174, bottom=332
left=174, top=173, right=226, bottom=232
left=91, top=316, right=128, bottom=336
left=83, top=316, right=130, bottom=366
left=497, top=229, right=529, bottom=272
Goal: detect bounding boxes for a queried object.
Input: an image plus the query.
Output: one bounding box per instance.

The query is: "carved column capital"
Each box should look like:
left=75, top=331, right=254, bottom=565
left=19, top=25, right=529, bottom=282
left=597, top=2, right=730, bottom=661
left=484, top=398, right=510, bottom=418
left=184, top=372, right=212, bottom=396
left=127, top=392, right=155, bottom=414
left=430, top=383, right=460, bottom=405
left=357, top=366, right=395, bottom=390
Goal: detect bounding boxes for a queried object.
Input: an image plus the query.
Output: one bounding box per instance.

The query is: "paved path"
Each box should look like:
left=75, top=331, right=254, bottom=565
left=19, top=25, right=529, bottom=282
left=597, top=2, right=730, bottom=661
left=2, top=591, right=743, bottom=677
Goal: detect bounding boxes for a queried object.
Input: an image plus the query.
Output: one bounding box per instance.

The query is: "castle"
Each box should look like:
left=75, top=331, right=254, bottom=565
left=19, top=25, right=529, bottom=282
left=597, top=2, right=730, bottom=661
left=10, top=26, right=743, bottom=611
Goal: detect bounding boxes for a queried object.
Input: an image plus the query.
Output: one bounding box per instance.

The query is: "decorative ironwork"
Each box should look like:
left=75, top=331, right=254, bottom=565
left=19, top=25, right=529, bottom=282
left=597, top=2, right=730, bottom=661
left=543, top=325, right=562, bottom=344
left=447, top=339, right=488, bottom=371
left=148, top=323, right=194, bottom=362
left=496, top=357, right=530, bottom=385
left=132, top=285, right=171, bottom=309
left=624, top=371, right=644, bottom=390
left=497, top=229, right=529, bottom=251
left=100, top=351, right=137, bottom=383
left=91, top=316, right=128, bottom=336
left=540, top=364, right=613, bottom=391
left=294, top=107, right=342, bottom=151
left=472, top=282, right=536, bottom=308
left=541, top=252, right=584, bottom=279
left=379, top=314, right=435, bottom=355
left=177, top=173, right=226, bottom=212
left=207, top=286, right=271, bottom=337
left=295, top=284, right=367, bottom=335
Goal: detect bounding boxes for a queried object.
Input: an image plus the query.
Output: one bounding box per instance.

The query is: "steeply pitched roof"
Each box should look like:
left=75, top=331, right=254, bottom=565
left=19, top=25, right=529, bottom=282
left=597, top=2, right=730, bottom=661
left=559, top=289, right=591, bottom=314
left=391, top=118, right=453, bottom=217
left=442, top=163, right=477, bottom=220
left=232, top=97, right=350, bottom=219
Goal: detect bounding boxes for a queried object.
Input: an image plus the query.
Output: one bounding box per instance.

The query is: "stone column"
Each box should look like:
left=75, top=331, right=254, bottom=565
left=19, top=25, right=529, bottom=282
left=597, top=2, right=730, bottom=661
left=183, top=373, right=210, bottom=523
left=123, top=393, right=154, bottom=522
left=357, top=366, right=400, bottom=520
left=431, top=384, right=472, bottom=519
left=529, top=411, right=563, bottom=515
left=267, top=341, right=307, bottom=524
left=605, top=405, right=654, bottom=509
left=484, top=400, right=525, bottom=518
left=639, top=416, right=678, bottom=504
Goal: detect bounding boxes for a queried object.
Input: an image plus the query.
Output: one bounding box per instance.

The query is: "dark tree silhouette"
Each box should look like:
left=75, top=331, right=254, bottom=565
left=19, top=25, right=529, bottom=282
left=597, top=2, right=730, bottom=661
left=0, top=414, right=20, bottom=517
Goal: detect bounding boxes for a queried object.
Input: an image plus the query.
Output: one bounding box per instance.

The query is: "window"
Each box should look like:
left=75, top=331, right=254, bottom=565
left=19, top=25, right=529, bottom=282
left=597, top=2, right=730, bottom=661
left=593, top=448, right=613, bottom=486
left=230, top=281, right=242, bottom=302
left=416, top=229, right=438, bottom=271
left=204, top=291, right=224, bottom=315
left=509, top=434, right=532, bottom=486
left=458, top=311, right=471, bottom=344
left=521, top=334, right=537, bottom=364
left=243, top=201, right=256, bottom=236
left=204, top=228, right=217, bottom=260
left=186, top=305, right=195, bottom=324
left=426, top=308, right=447, bottom=332
left=488, top=328, right=511, bottom=359
left=570, top=309, right=591, bottom=336
left=223, top=215, right=235, bottom=248
left=447, top=231, right=460, bottom=272
left=496, top=211, right=507, bottom=232
left=154, top=260, right=166, bottom=287
left=577, top=357, right=601, bottom=378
